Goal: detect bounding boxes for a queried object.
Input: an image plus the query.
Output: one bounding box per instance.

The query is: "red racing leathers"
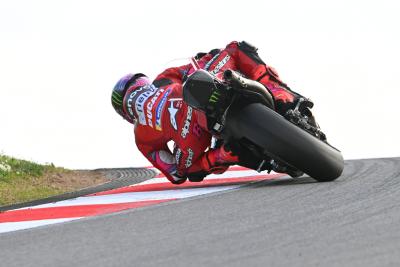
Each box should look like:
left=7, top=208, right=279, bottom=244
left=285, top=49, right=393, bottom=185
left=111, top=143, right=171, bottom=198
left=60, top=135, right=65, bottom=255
left=134, top=41, right=300, bottom=184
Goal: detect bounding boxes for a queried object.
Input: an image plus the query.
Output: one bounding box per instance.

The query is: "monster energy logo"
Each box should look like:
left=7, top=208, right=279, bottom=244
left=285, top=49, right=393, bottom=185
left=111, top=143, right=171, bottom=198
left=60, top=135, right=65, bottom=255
left=112, top=92, right=123, bottom=106
left=209, top=90, right=221, bottom=103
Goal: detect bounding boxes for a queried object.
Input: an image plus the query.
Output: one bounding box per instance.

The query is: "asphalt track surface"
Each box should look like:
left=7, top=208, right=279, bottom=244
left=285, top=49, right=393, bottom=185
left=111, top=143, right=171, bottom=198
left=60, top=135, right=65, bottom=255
left=1, top=158, right=399, bottom=267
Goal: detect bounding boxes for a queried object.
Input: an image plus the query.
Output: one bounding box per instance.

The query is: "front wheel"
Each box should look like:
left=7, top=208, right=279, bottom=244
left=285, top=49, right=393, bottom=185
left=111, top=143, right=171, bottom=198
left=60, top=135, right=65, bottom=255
left=226, top=103, right=344, bottom=182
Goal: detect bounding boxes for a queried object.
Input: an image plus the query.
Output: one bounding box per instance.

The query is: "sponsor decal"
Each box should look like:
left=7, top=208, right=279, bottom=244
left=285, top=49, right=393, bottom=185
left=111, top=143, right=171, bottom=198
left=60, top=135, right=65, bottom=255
left=208, top=90, right=221, bottom=104
left=204, top=53, right=220, bottom=70
left=135, top=84, right=157, bottom=125
left=210, top=55, right=230, bottom=75
left=175, top=148, right=182, bottom=165
left=181, top=106, right=192, bottom=138
left=192, top=123, right=202, bottom=137
left=168, top=98, right=182, bottom=131
left=126, top=87, right=145, bottom=118
left=155, top=89, right=171, bottom=131
left=146, top=88, right=165, bottom=127
left=185, top=148, right=194, bottom=168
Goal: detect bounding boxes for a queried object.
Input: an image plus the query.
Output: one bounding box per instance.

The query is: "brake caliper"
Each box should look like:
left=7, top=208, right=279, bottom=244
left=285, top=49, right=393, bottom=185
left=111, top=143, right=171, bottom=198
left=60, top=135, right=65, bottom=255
left=284, top=98, right=327, bottom=141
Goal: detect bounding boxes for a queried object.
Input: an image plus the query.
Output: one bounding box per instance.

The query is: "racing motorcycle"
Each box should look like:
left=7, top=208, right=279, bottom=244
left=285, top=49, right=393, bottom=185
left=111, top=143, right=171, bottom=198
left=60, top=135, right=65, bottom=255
left=183, top=69, right=344, bottom=182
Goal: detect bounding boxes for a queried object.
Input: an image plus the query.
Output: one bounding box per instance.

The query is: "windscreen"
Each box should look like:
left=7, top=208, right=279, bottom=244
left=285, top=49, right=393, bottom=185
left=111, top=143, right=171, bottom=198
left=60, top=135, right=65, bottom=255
left=183, top=70, right=216, bottom=112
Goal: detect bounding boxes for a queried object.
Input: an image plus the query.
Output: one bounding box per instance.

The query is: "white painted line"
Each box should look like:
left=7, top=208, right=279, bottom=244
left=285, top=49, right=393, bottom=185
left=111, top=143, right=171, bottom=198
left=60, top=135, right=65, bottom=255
left=25, top=185, right=240, bottom=209
left=0, top=218, right=82, bottom=234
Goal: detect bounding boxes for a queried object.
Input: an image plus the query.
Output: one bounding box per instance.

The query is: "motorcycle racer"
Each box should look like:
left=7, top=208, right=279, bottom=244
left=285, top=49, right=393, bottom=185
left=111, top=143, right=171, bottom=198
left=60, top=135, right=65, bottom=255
left=112, top=41, right=303, bottom=184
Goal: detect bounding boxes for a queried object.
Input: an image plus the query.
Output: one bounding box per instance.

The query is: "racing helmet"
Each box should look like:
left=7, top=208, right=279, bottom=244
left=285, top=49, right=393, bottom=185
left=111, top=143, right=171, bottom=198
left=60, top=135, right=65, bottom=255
left=111, top=73, right=150, bottom=124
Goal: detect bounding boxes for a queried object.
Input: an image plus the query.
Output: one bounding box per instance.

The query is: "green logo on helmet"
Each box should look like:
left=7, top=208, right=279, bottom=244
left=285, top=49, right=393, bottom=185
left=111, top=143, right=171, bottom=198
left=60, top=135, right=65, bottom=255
left=112, top=91, right=123, bottom=106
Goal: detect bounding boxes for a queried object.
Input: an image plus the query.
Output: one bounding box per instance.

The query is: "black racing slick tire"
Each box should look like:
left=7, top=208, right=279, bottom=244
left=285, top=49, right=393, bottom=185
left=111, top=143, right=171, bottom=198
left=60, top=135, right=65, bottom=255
left=226, top=103, right=344, bottom=182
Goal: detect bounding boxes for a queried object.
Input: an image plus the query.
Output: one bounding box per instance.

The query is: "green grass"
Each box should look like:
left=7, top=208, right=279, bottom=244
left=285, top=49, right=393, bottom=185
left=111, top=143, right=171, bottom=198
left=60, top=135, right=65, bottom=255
left=0, top=155, right=67, bottom=206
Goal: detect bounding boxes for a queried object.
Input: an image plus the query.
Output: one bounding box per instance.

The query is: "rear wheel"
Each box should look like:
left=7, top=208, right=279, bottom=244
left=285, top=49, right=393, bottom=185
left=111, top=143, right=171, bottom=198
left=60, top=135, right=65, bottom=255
left=226, top=103, right=344, bottom=182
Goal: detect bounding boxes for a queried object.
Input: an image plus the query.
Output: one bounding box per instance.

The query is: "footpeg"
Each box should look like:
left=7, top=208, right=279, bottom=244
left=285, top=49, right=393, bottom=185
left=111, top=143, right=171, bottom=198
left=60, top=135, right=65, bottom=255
left=270, top=159, right=304, bottom=178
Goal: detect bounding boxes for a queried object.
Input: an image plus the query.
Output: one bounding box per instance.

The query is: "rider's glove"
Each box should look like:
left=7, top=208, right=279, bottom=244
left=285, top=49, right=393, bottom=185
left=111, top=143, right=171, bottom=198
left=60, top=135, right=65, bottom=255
left=201, top=144, right=239, bottom=174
